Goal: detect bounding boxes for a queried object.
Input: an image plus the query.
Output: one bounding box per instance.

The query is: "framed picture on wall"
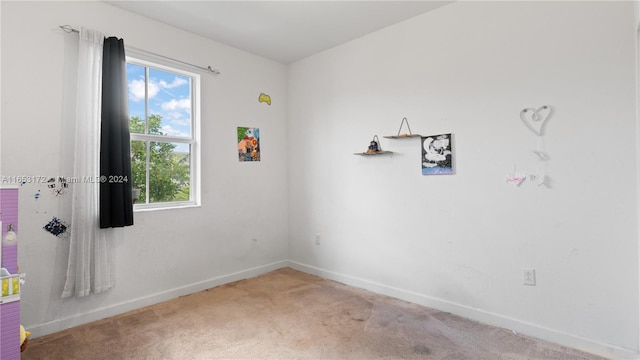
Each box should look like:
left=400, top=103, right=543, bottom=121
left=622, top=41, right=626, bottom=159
left=238, top=127, right=260, bottom=162
left=421, top=133, right=453, bottom=175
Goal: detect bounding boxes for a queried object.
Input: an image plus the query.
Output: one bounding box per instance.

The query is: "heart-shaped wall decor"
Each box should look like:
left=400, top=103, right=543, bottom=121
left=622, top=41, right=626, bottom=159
left=520, top=106, right=552, bottom=136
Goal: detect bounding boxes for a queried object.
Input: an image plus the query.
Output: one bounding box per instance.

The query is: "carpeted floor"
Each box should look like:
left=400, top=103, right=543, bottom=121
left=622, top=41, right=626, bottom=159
left=23, top=268, right=607, bottom=359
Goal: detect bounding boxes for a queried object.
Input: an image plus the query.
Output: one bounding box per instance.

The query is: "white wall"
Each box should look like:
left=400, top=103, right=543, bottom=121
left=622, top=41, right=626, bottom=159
left=2, top=0, right=639, bottom=358
left=288, top=1, right=638, bottom=358
left=636, top=0, right=640, bottom=31
left=1, top=0, right=289, bottom=336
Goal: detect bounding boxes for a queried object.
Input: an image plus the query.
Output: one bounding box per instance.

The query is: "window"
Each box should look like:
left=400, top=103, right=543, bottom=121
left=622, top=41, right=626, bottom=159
left=126, top=56, right=200, bottom=210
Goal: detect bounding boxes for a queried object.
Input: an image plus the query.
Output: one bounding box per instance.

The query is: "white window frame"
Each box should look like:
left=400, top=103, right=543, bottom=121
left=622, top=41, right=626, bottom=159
left=126, top=52, right=201, bottom=212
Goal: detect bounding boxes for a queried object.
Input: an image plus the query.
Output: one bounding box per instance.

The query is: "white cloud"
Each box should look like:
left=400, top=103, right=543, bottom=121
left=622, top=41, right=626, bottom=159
left=161, top=98, right=191, bottom=111
left=171, top=117, right=191, bottom=126
left=159, top=77, right=187, bottom=89
left=165, top=112, right=185, bottom=120
left=161, top=125, right=190, bottom=138
left=129, top=79, right=160, bottom=102
left=129, top=76, right=187, bottom=103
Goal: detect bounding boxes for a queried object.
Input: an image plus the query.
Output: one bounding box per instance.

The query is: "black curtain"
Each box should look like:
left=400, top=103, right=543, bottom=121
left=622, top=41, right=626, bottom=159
left=100, top=37, right=134, bottom=228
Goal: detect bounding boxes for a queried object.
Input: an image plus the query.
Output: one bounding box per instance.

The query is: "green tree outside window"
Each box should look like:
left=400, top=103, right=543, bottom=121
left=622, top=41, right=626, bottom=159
left=130, top=114, right=190, bottom=203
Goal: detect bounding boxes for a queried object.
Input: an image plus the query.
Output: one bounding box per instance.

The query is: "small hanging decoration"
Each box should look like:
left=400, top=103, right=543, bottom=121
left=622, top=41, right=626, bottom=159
left=46, top=177, right=69, bottom=196
left=354, top=135, right=392, bottom=156
left=505, top=165, right=527, bottom=186
left=507, top=105, right=553, bottom=188
left=258, top=93, right=271, bottom=106
left=43, top=217, right=68, bottom=238
left=3, top=224, right=17, bottom=246
left=532, top=148, right=550, bottom=161
left=519, top=105, right=552, bottom=136
left=505, top=166, right=549, bottom=188
left=529, top=174, right=545, bottom=187
left=367, top=135, right=381, bottom=153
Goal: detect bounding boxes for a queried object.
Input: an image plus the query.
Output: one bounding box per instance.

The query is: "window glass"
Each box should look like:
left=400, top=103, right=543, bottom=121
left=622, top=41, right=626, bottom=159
left=126, top=63, right=146, bottom=133
left=148, top=141, right=190, bottom=203
left=126, top=58, right=199, bottom=210
left=148, top=68, right=192, bottom=137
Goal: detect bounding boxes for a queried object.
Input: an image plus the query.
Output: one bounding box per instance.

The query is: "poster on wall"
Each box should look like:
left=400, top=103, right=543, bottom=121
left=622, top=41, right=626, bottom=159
left=238, top=127, right=260, bottom=162
left=422, top=133, right=453, bottom=175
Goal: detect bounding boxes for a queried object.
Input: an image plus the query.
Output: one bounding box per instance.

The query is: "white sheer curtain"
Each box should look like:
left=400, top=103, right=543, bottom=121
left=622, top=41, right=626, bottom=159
left=62, top=28, right=116, bottom=298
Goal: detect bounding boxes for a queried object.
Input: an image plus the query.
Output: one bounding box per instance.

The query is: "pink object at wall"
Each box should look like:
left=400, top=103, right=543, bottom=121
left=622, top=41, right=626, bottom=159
left=1, top=187, right=20, bottom=360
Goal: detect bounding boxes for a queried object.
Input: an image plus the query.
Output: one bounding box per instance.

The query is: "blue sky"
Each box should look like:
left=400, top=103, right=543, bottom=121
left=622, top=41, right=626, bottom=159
left=126, top=63, right=192, bottom=139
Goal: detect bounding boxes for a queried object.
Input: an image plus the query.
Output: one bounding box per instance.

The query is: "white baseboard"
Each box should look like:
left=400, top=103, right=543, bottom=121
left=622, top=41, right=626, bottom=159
left=29, top=260, right=289, bottom=338
left=287, top=261, right=639, bottom=360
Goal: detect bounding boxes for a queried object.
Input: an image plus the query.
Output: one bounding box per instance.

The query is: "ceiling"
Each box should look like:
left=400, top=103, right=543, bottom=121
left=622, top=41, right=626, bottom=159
left=104, top=1, right=453, bottom=64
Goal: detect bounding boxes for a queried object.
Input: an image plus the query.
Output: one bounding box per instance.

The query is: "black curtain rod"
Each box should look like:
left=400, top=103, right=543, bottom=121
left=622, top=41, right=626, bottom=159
left=59, top=25, right=221, bottom=75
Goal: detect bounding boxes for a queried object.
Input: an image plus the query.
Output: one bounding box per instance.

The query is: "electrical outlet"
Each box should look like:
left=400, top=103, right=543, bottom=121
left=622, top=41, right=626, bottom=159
left=315, top=234, right=320, bottom=245
left=523, top=269, right=536, bottom=286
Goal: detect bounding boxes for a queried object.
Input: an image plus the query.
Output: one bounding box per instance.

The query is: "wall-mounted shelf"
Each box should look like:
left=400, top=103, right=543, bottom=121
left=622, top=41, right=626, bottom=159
left=384, top=117, right=421, bottom=139
left=354, top=151, right=393, bottom=156
left=355, top=135, right=392, bottom=156
left=384, top=134, right=421, bottom=139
